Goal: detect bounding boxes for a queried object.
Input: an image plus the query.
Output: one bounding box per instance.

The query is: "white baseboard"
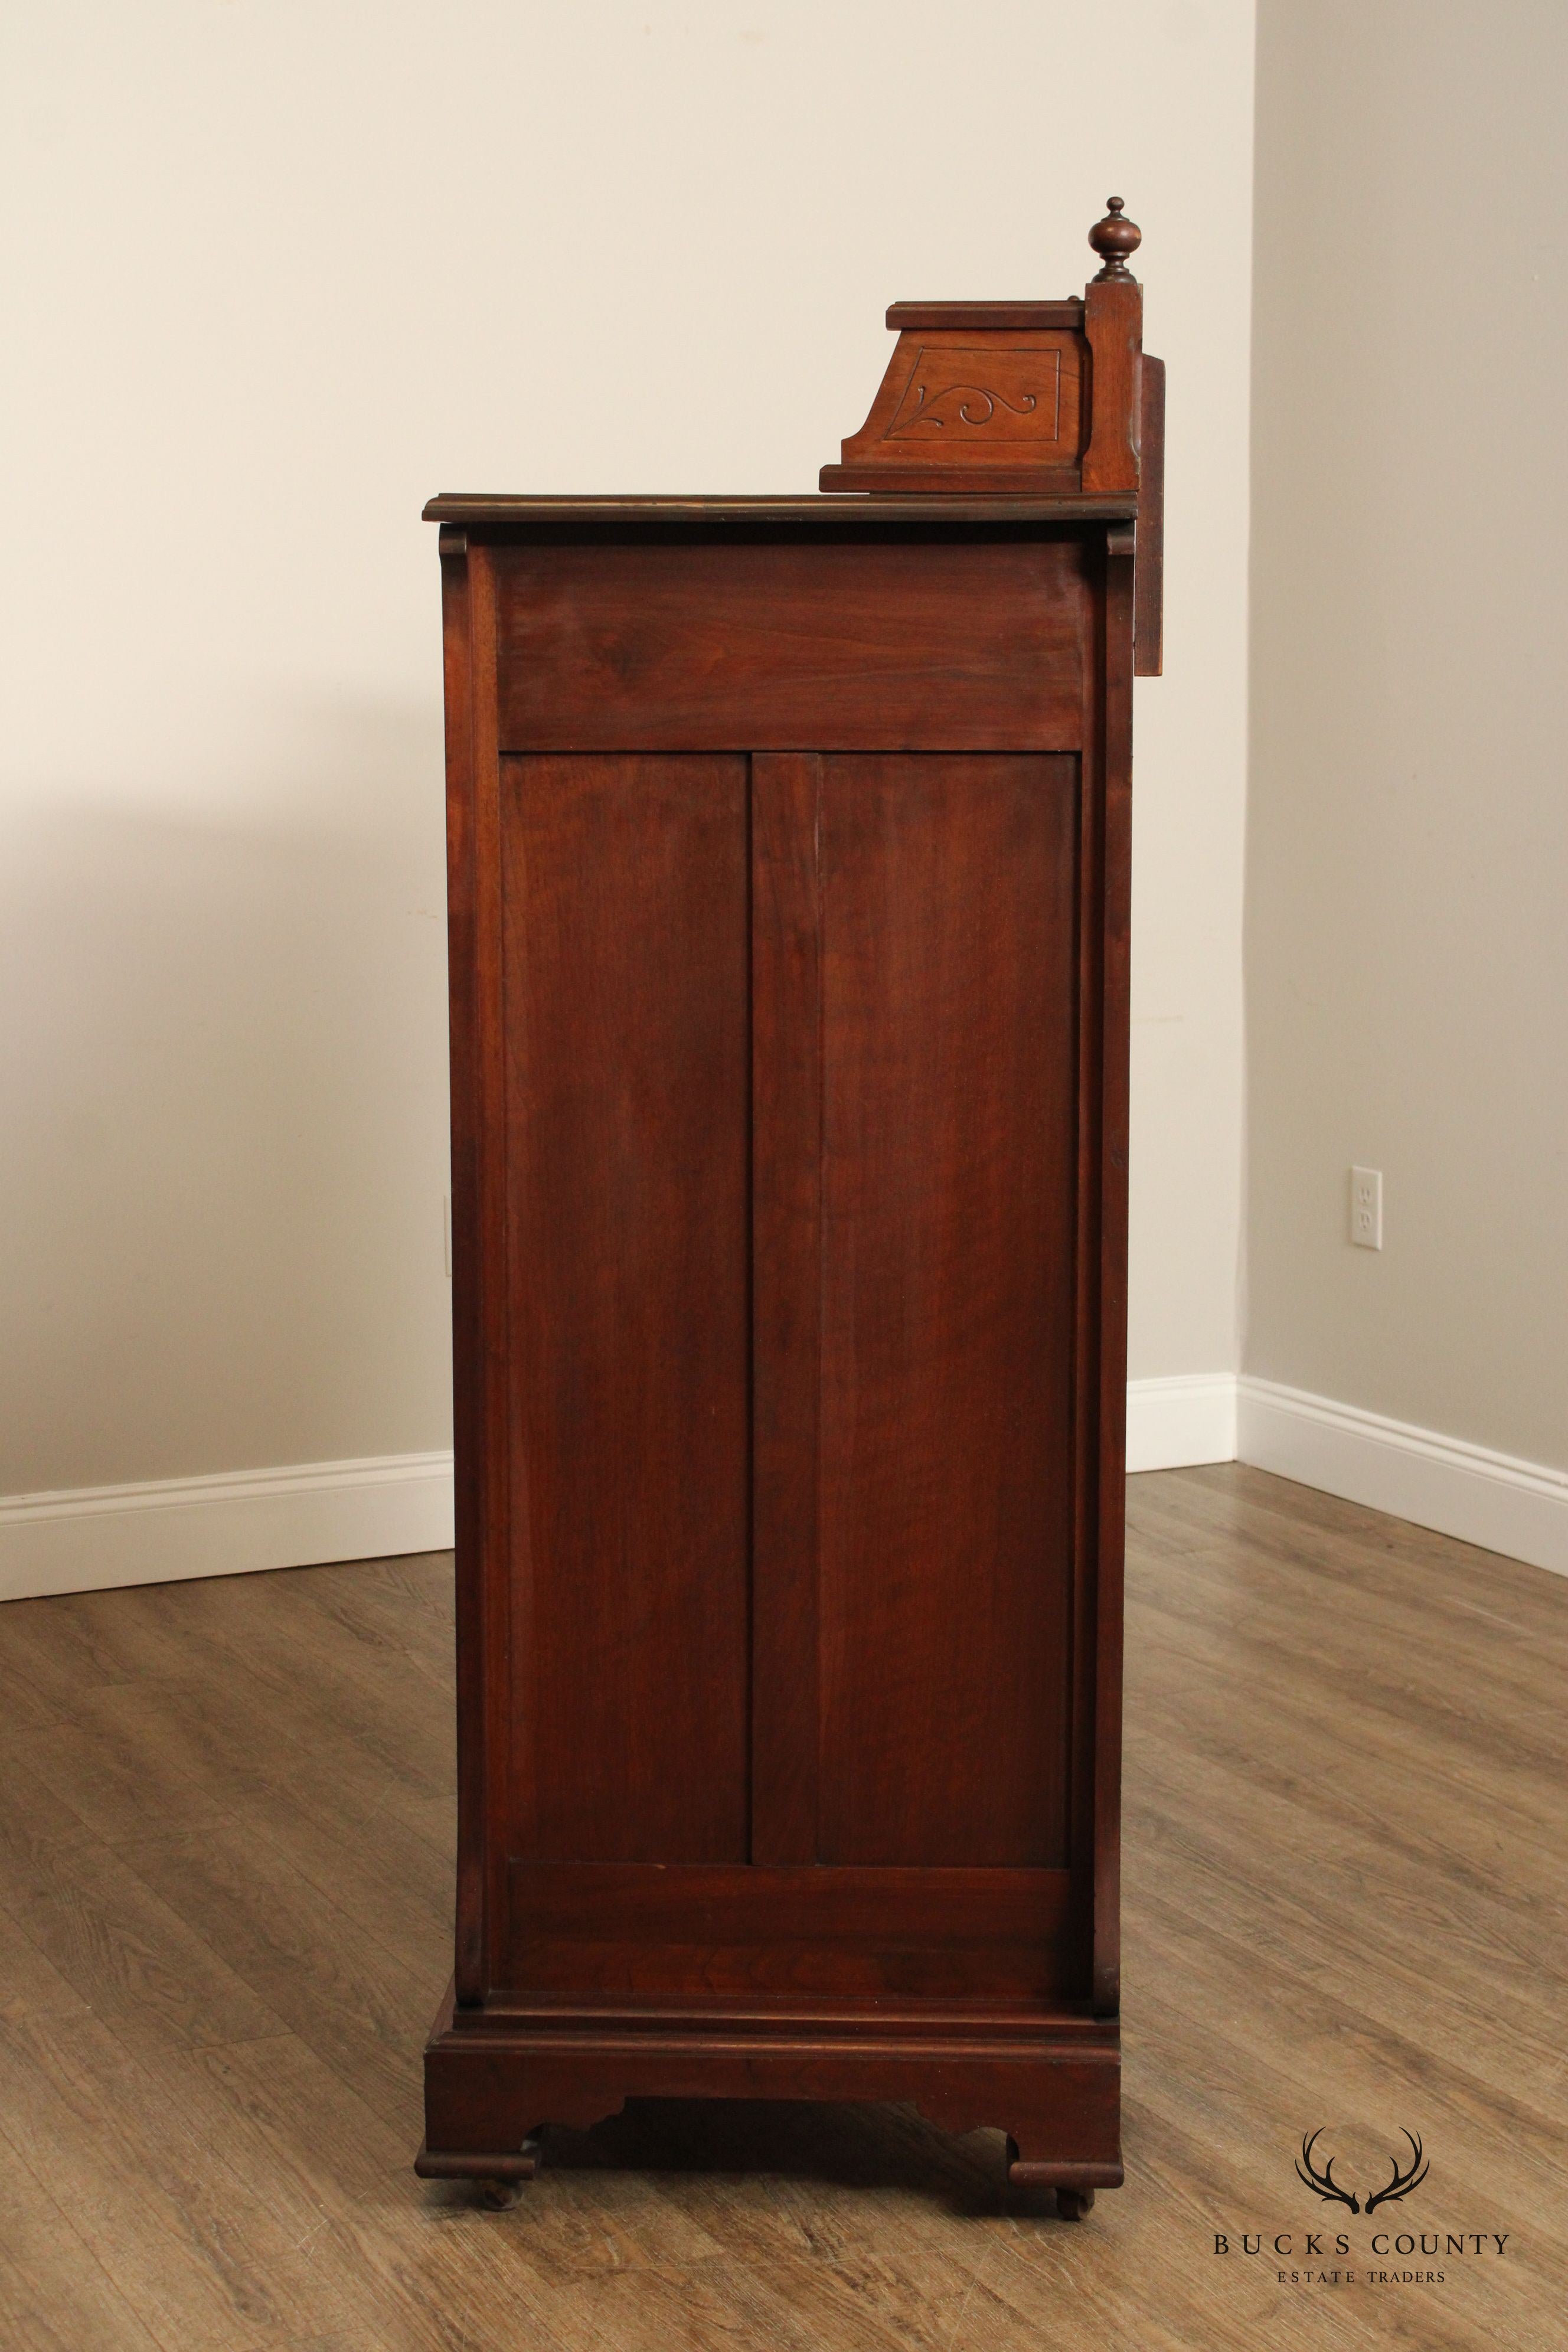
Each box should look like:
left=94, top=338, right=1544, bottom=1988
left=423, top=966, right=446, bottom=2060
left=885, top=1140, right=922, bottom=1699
left=1, top=1381, right=1242, bottom=1605
left=0, top=1451, right=455, bottom=1605
left=1125, top=1372, right=1238, bottom=1472
left=8, top=1373, right=1561, bottom=1604
left=1237, top=1376, right=1568, bottom=1579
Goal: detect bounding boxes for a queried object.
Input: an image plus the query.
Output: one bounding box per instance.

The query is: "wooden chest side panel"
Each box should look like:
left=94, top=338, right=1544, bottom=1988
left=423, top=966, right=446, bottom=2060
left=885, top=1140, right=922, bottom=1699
left=500, top=753, right=752, bottom=1864
left=491, top=538, right=1088, bottom=752
left=814, top=754, right=1079, bottom=1868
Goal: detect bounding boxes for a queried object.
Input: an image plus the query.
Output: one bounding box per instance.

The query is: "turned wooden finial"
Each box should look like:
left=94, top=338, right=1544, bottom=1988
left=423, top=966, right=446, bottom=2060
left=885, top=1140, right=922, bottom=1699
left=1089, top=197, right=1141, bottom=282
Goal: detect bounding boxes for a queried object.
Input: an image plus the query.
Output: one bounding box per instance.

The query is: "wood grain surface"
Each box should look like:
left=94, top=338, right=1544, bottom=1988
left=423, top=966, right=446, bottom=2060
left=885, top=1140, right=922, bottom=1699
left=500, top=753, right=751, bottom=1867
left=750, top=754, right=825, bottom=1868
left=490, top=537, right=1090, bottom=752
left=811, top=753, right=1077, bottom=1871
left=501, top=1860, right=1077, bottom=1998
left=1, top=1465, right=1563, bottom=2350
left=749, top=752, right=1079, bottom=1883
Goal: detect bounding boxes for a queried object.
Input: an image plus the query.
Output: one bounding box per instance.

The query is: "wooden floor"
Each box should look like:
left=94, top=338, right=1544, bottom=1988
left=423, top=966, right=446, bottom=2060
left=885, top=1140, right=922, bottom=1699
left=0, top=1464, right=1564, bottom=2351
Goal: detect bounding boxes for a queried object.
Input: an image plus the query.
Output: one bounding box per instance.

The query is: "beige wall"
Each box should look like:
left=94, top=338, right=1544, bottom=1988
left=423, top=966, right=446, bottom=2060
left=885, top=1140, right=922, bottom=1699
left=1, top=2, right=1255, bottom=1501
left=1246, top=1, right=1568, bottom=1466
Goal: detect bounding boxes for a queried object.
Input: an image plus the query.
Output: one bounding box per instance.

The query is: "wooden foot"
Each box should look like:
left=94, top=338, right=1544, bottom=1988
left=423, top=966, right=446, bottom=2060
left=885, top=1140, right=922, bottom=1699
left=1004, top=2137, right=1118, bottom=2208
left=414, top=2134, right=540, bottom=2207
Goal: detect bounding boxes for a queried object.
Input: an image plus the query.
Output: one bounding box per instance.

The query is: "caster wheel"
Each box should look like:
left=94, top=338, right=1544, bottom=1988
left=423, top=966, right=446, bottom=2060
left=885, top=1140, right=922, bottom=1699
left=1056, top=2186, right=1095, bottom=2222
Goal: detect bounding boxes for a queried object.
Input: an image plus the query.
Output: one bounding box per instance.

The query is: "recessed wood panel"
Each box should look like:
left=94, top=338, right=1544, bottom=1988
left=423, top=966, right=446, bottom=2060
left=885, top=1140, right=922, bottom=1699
left=492, top=538, right=1089, bottom=752
left=504, top=1861, right=1077, bottom=1998
left=814, top=754, right=1079, bottom=1868
left=501, top=753, right=750, bottom=1864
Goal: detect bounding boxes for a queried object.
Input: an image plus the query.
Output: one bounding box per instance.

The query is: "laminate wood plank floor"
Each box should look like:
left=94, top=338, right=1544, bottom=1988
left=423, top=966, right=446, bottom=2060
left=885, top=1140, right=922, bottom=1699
left=1, top=1464, right=1564, bottom=2351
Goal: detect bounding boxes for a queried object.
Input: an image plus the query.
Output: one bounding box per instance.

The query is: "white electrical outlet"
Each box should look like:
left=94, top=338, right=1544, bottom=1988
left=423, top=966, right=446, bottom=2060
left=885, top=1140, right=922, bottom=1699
left=1350, top=1166, right=1383, bottom=1250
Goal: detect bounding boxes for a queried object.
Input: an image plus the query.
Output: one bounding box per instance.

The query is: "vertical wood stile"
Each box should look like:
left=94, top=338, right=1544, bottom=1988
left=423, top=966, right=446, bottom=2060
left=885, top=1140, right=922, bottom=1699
left=750, top=753, right=824, bottom=1864
left=472, top=546, right=516, bottom=1992
left=1134, top=357, right=1166, bottom=675
left=440, top=529, right=484, bottom=2003
left=1092, top=525, right=1136, bottom=2016
left=1082, top=280, right=1143, bottom=496
left=444, top=534, right=514, bottom=2002
left=1068, top=539, right=1103, bottom=1987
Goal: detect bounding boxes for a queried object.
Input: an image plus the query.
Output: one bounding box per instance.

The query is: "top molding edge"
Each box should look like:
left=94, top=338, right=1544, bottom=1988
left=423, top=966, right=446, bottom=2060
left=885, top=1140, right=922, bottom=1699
left=421, top=494, right=1139, bottom=526
left=884, top=301, right=1085, bottom=331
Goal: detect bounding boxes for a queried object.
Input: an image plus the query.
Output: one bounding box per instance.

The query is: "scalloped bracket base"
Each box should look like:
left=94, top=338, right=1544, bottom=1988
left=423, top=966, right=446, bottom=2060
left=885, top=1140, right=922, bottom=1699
left=418, top=1978, right=1121, bottom=2209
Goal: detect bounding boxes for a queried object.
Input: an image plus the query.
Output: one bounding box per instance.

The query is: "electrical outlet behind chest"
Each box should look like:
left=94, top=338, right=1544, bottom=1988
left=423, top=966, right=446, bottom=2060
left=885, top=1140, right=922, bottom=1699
left=1350, top=1166, right=1383, bottom=1250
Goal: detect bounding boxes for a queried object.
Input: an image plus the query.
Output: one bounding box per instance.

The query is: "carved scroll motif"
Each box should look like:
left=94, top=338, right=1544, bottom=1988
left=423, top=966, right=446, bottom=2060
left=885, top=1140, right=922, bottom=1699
left=890, top=383, right=1038, bottom=433
left=886, top=347, right=1063, bottom=443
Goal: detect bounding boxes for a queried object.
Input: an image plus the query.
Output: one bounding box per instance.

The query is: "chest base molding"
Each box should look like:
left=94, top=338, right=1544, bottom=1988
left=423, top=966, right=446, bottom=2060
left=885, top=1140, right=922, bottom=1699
left=420, top=1977, right=1122, bottom=2194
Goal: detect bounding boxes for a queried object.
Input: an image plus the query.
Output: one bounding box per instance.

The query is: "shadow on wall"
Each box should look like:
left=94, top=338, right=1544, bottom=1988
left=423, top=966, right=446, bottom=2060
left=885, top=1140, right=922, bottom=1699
left=0, top=698, right=454, bottom=1498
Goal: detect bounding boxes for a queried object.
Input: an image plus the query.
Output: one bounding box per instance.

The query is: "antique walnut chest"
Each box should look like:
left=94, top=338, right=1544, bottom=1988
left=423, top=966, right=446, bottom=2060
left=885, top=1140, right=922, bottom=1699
left=416, top=201, right=1163, bottom=2220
